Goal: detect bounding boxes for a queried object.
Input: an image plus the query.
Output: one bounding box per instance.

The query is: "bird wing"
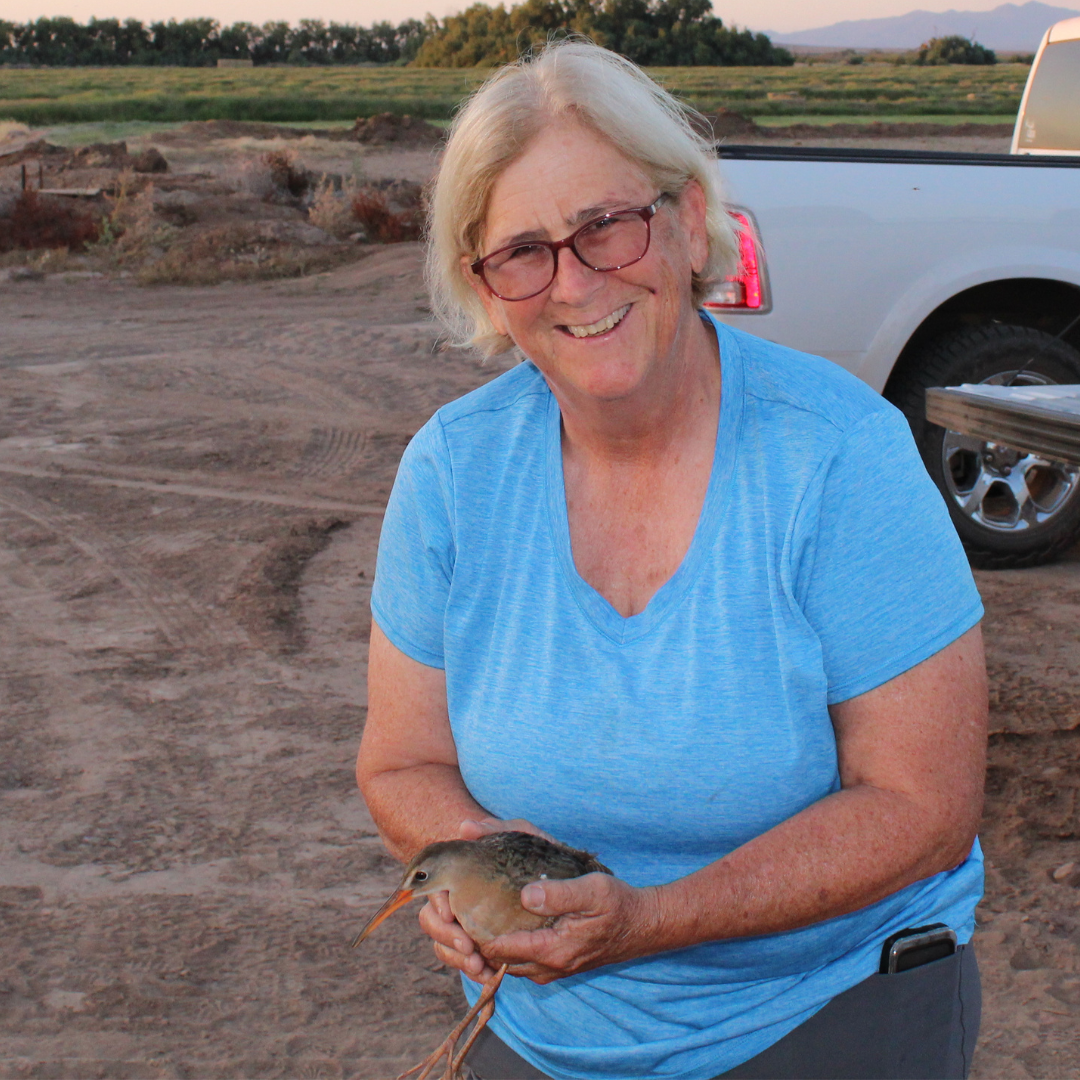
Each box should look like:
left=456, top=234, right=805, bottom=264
left=479, top=831, right=613, bottom=885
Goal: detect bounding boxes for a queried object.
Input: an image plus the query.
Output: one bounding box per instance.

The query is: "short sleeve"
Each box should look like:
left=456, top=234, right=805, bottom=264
left=370, top=417, right=455, bottom=669
left=791, top=407, right=983, bottom=703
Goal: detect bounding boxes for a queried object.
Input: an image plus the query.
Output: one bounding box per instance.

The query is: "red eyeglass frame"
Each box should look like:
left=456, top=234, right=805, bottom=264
left=470, top=194, right=668, bottom=301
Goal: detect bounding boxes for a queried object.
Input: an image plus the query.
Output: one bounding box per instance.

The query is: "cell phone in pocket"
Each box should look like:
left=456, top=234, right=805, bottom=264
left=879, top=923, right=957, bottom=974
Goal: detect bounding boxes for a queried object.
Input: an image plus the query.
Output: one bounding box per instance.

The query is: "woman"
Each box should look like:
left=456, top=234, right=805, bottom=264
left=358, top=41, right=987, bottom=1080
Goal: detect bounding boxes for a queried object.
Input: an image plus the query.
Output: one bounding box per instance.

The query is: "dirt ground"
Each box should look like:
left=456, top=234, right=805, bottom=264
left=1, top=126, right=1077, bottom=1080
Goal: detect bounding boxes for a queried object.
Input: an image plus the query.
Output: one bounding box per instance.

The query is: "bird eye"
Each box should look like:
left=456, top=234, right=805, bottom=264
left=414, top=870, right=428, bottom=882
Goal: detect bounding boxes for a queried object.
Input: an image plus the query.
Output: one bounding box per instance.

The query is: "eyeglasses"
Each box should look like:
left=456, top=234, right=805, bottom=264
left=471, top=195, right=667, bottom=302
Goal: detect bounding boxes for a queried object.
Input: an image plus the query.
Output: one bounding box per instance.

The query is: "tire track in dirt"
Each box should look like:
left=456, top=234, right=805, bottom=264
left=247, top=322, right=443, bottom=420
left=291, top=426, right=370, bottom=480
left=0, top=462, right=384, bottom=515
left=15, top=381, right=418, bottom=436
left=0, top=482, right=252, bottom=655
left=0, top=528, right=142, bottom=799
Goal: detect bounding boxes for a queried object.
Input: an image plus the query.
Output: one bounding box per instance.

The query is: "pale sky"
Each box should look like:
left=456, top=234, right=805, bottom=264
left=3, top=0, right=1019, bottom=34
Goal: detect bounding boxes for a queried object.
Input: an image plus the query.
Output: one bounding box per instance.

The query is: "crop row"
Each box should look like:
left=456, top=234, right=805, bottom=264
left=0, top=63, right=1030, bottom=124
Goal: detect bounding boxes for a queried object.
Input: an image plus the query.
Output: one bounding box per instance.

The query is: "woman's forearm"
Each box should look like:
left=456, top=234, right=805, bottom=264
left=645, top=781, right=977, bottom=954
left=359, top=762, right=487, bottom=863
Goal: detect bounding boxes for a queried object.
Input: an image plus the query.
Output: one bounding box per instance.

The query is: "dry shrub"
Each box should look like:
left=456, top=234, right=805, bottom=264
left=0, top=189, right=101, bottom=252
left=32, top=246, right=79, bottom=273
left=234, top=149, right=310, bottom=202
left=0, top=244, right=81, bottom=274
left=96, top=172, right=178, bottom=266
left=111, top=185, right=160, bottom=247
left=235, top=156, right=277, bottom=199
left=263, top=150, right=309, bottom=198
left=307, top=176, right=363, bottom=239
left=138, top=223, right=352, bottom=286
left=139, top=223, right=270, bottom=284
left=351, top=187, right=423, bottom=243
left=0, top=120, right=31, bottom=144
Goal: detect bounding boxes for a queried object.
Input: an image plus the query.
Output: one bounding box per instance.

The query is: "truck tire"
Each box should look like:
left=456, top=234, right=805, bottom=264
left=886, top=323, right=1080, bottom=569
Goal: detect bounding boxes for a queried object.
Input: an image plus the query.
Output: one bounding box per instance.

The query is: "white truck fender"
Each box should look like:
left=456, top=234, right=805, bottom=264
left=854, top=244, right=1080, bottom=392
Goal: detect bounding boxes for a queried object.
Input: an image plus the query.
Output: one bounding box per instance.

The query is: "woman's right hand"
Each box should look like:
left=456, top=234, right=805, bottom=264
left=418, top=816, right=553, bottom=982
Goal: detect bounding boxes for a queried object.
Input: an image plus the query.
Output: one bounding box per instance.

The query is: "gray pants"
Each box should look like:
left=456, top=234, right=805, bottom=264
left=464, top=943, right=980, bottom=1080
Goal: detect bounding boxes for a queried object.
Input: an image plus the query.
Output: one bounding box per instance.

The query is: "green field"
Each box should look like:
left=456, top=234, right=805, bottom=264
left=660, top=63, right=1028, bottom=117
left=0, top=62, right=1030, bottom=126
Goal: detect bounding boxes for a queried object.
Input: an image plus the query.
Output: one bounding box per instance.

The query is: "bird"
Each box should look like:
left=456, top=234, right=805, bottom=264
left=353, top=830, right=612, bottom=1080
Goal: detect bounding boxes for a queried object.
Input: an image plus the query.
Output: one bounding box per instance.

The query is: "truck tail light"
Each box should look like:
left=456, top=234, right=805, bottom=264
left=703, top=211, right=769, bottom=313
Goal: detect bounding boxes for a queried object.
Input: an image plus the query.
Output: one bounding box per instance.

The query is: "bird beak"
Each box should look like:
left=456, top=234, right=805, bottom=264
left=351, top=887, right=415, bottom=947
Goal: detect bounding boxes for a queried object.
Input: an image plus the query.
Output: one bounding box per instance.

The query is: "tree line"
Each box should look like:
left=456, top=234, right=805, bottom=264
left=412, top=0, right=792, bottom=67
left=0, top=0, right=792, bottom=67
left=0, top=16, right=426, bottom=66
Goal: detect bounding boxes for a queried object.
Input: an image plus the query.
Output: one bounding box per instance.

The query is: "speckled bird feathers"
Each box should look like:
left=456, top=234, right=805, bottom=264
left=408, top=831, right=612, bottom=889
left=468, top=831, right=612, bottom=886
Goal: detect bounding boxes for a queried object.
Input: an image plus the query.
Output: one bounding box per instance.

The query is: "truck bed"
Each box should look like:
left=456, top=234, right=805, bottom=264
left=710, top=147, right=1080, bottom=392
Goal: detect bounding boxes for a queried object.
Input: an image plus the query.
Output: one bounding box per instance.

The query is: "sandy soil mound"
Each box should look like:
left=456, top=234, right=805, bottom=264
left=702, top=110, right=1015, bottom=142
left=702, top=109, right=763, bottom=137
left=0, top=140, right=167, bottom=175
left=0, top=139, right=70, bottom=170
left=68, top=141, right=169, bottom=173
left=348, top=113, right=444, bottom=148
left=767, top=120, right=1016, bottom=139
left=158, top=115, right=445, bottom=149
left=162, top=119, right=324, bottom=142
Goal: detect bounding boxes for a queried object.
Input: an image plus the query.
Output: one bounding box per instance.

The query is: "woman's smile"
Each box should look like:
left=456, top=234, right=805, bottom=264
left=560, top=303, right=632, bottom=339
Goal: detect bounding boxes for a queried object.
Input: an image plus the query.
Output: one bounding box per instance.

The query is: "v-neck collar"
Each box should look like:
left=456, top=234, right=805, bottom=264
left=543, top=315, right=745, bottom=646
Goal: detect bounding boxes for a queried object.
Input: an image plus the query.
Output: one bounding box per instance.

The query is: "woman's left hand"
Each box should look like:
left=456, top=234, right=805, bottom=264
left=481, top=873, right=663, bottom=984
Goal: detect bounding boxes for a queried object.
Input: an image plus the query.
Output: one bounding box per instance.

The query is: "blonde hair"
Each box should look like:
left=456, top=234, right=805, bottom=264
left=426, top=39, right=740, bottom=356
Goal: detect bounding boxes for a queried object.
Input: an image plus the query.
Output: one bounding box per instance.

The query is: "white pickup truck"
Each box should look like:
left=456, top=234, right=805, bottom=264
left=709, top=16, right=1080, bottom=568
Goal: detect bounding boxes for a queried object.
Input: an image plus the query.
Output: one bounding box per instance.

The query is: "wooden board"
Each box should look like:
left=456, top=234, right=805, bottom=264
left=926, top=384, right=1080, bottom=465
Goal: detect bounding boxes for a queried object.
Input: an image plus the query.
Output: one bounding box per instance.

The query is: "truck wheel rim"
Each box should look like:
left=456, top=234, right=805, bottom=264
left=941, top=370, right=1080, bottom=533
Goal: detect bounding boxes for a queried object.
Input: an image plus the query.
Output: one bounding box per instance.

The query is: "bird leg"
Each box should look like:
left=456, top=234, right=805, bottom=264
left=447, top=964, right=507, bottom=1079
left=397, top=964, right=509, bottom=1080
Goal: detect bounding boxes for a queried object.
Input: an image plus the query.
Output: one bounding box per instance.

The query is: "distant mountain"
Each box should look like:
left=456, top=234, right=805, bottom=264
left=766, top=1, right=1079, bottom=50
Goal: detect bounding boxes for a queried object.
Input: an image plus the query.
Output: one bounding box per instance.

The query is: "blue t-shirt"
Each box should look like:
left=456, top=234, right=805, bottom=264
left=371, top=316, right=984, bottom=1080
